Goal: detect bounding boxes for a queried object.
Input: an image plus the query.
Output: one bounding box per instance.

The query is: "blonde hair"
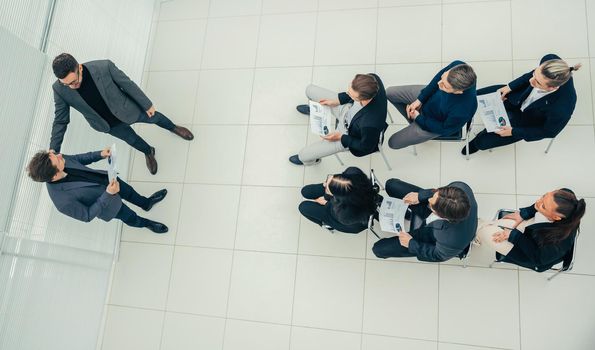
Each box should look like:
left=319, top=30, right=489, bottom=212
left=541, top=59, right=582, bottom=87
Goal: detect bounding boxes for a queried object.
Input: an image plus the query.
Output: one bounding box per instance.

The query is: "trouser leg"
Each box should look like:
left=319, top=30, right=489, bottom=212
left=108, top=123, right=152, bottom=154
left=114, top=203, right=149, bottom=228
left=135, top=111, right=176, bottom=131
left=117, top=178, right=150, bottom=210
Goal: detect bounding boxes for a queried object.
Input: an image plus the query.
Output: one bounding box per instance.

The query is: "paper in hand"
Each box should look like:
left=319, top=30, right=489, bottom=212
left=308, top=100, right=333, bottom=136
left=379, top=196, right=409, bottom=234
left=476, top=92, right=511, bottom=133
left=107, top=143, right=118, bottom=182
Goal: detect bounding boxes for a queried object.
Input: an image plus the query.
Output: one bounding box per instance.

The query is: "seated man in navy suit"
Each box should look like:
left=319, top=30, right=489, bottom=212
left=466, top=54, right=580, bottom=154
left=27, top=148, right=168, bottom=233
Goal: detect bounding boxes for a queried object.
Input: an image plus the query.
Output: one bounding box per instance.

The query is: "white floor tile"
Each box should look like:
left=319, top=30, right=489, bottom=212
left=202, top=16, right=260, bottom=69
left=185, top=125, right=247, bottom=184
left=363, top=260, right=439, bottom=340
left=256, top=13, right=317, bottom=67
left=290, top=327, right=361, bottom=350
left=441, top=132, right=516, bottom=194
left=519, top=272, right=595, bottom=350
left=145, top=71, right=200, bottom=125
left=149, top=20, right=207, bottom=70
left=515, top=126, right=595, bottom=197
left=176, top=184, right=241, bottom=249
left=314, top=9, right=377, bottom=65
left=235, top=186, right=301, bottom=253
left=442, top=2, right=511, bottom=62
left=318, top=0, right=378, bottom=11
left=298, top=216, right=368, bottom=259
left=161, top=312, right=225, bottom=350
left=109, top=242, right=173, bottom=309
left=439, top=266, right=520, bottom=350
left=312, top=65, right=376, bottom=93
left=250, top=67, right=313, bottom=125
left=293, top=255, right=365, bottom=332
left=166, top=246, right=233, bottom=317
left=512, top=0, right=588, bottom=60
left=588, top=1, right=595, bottom=57
left=209, top=0, right=262, bottom=17
left=101, top=306, right=163, bottom=350
left=158, top=0, right=210, bottom=20
left=242, top=125, right=307, bottom=187
left=194, top=68, right=254, bottom=125
left=223, top=319, right=290, bottom=350
left=362, top=334, right=437, bottom=350
left=129, top=124, right=191, bottom=183
left=438, top=343, right=507, bottom=350
left=380, top=0, right=440, bottom=6
left=469, top=60, right=514, bottom=91
left=377, top=5, right=441, bottom=64
left=121, top=182, right=183, bottom=245
left=262, top=0, right=318, bottom=15
left=227, top=251, right=296, bottom=323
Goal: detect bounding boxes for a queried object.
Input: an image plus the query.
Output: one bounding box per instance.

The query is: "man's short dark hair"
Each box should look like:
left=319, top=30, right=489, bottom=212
left=27, top=151, right=58, bottom=183
left=52, top=53, right=78, bottom=79
left=351, top=74, right=379, bottom=100
left=447, top=64, right=477, bottom=91
left=432, top=186, right=471, bottom=222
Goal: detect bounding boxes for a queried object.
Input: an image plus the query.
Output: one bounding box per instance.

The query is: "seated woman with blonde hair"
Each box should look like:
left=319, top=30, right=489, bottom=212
left=476, top=188, right=585, bottom=271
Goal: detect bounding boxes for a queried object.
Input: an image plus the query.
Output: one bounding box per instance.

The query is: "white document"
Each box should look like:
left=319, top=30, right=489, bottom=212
left=476, top=92, right=511, bottom=133
left=309, top=100, right=333, bottom=136
left=379, top=196, right=409, bottom=234
left=107, top=143, right=118, bottom=183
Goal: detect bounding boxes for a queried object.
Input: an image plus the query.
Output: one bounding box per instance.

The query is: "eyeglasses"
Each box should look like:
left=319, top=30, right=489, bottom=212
left=60, top=68, right=80, bottom=87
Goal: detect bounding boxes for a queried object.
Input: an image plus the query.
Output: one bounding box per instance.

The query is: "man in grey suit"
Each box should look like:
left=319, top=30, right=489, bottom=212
left=372, top=179, right=477, bottom=262
left=50, top=53, right=194, bottom=175
left=27, top=148, right=169, bottom=233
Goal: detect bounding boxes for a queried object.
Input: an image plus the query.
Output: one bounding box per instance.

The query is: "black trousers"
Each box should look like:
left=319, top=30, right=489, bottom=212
left=468, top=85, right=524, bottom=151
left=113, top=179, right=151, bottom=228
left=109, top=111, right=176, bottom=155
left=372, top=179, right=433, bottom=258
left=299, top=184, right=367, bottom=234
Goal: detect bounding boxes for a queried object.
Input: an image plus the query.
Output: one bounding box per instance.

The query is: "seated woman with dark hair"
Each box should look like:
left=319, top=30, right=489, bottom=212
left=298, top=167, right=378, bottom=233
left=476, top=188, right=586, bottom=271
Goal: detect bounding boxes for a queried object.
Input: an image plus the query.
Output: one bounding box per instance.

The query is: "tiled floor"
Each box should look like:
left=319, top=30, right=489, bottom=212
left=102, top=0, right=595, bottom=349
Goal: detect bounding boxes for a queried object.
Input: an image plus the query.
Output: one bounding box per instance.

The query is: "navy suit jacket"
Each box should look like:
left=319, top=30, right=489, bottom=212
left=46, top=151, right=122, bottom=223
left=506, top=54, right=577, bottom=141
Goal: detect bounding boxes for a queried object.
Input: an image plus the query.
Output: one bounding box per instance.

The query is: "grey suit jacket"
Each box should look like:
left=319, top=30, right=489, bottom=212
left=50, top=60, right=153, bottom=152
left=408, top=181, right=478, bottom=262
left=46, top=151, right=122, bottom=223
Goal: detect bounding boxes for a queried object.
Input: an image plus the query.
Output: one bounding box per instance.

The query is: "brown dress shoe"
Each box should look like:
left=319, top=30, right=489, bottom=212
left=172, top=125, right=194, bottom=140
left=145, top=147, right=158, bottom=175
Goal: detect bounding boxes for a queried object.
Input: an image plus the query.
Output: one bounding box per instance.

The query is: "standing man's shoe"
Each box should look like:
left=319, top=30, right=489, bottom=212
left=296, top=105, right=310, bottom=115
left=146, top=147, right=158, bottom=175
left=171, top=125, right=194, bottom=140
left=145, top=189, right=168, bottom=211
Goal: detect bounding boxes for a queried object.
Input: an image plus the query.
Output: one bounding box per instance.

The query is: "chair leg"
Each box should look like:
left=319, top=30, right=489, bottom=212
left=465, top=137, right=470, bottom=160
left=462, top=244, right=472, bottom=268
left=379, top=148, right=392, bottom=171
left=387, top=110, right=394, bottom=123
left=544, top=138, right=555, bottom=154
left=369, top=226, right=381, bottom=240
left=335, top=153, right=344, bottom=166
left=412, top=145, right=418, bottom=156
left=489, top=260, right=497, bottom=268
left=547, top=268, right=565, bottom=281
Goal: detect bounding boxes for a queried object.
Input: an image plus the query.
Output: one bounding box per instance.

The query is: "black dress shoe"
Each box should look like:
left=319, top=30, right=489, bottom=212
left=289, top=155, right=320, bottom=165
left=461, top=143, right=479, bottom=156
left=145, top=147, right=158, bottom=175
left=145, top=189, right=168, bottom=211
left=172, top=125, right=194, bottom=140
left=146, top=220, right=168, bottom=234
left=296, top=105, right=310, bottom=115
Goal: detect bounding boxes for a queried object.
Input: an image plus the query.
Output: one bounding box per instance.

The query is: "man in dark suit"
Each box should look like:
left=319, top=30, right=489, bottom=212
left=466, top=54, right=579, bottom=154
left=27, top=148, right=168, bottom=233
left=50, top=53, right=194, bottom=175
left=289, top=73, right=388, bottom=165
left=372, top=179, right=477, bottom=262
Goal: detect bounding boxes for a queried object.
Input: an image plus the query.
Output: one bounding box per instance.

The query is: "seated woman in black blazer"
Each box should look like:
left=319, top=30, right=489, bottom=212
left=298, top=167, right=377, bottom=233
left=466, top=54, right=580, bottom=155
left=476, top=188, right=585, bottom=271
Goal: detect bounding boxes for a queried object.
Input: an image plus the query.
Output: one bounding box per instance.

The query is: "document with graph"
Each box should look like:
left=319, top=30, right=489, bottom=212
left=309, top=100, right=333, bottom=136
left=476, top=92, right=511, bottom=133
left=379, top=196, right=409, bottom=234
left=107, top=143, right=118, bottom=183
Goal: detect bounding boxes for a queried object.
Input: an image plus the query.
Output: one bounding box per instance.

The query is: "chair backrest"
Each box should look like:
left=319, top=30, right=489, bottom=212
left=434, top=119, right=473, bottom=141
left=561, top=228, right=580, bottom=271
left=458, top=243, right=471, bottom=259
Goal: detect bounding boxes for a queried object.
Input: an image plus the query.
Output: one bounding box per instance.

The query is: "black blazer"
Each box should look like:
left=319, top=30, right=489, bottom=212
left=338, top=74, right=388, bottom=157
left=408, top=181, right=478, bottom=262
left=324, top=167, right=372, bottom=233
left=502, top=205, right=577, bottom=271
left=505, top=54, right=577, bottom=141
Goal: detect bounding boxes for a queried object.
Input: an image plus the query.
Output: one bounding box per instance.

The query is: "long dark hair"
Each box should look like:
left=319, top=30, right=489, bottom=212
left=328, top=168, right=377, bottom=225
left=534, top=188, right=586, bottom=246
